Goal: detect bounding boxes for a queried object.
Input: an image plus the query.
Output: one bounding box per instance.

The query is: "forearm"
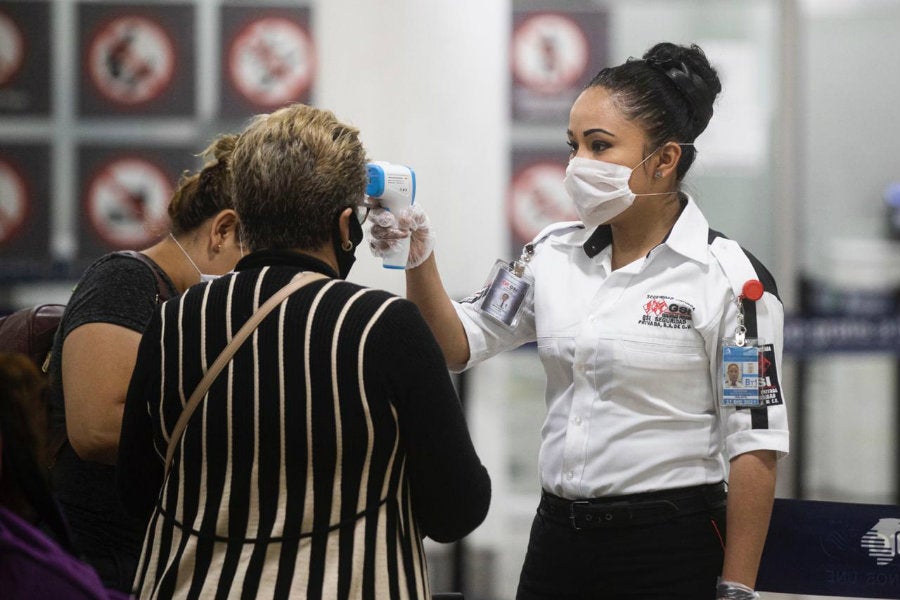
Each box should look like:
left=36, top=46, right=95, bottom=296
left=406, top=252, right=471, bottom=367
left=722, top=450, right=777, bottom=587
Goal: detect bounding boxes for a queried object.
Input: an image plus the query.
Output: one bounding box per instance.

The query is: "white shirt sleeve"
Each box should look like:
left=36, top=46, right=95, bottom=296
left=710, top=289, right=791, bottom=461
left=451, top=291, right=537, bottom=373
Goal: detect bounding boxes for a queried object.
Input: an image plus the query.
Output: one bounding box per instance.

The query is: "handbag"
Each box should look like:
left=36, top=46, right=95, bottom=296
left=164, top=271, right=327, bottom=475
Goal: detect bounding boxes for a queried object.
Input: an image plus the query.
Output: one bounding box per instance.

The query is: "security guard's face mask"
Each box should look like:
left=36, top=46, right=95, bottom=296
left=564, top=144, right=693, bottom=228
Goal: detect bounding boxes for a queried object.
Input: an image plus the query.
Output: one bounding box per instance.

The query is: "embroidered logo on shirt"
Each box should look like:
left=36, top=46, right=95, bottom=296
left=637, top=295, right=694, bottom=329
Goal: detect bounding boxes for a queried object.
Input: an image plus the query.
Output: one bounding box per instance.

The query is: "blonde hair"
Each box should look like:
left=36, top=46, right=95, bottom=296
left=230, top=103, right=368, bottom=252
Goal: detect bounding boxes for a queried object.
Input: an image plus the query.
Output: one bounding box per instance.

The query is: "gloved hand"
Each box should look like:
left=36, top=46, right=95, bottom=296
left=368, top=204, right=435, bottom=269
left=716, top=579, right=760, bottom=599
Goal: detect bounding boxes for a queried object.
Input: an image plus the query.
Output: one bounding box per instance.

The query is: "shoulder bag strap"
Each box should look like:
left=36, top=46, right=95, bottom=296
left=163, top=271, right=328, bottom=475
left=116, top=250, right=174, bottom=304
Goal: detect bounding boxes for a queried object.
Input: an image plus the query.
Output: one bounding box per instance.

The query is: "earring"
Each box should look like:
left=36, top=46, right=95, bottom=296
left=341, top=240, right=353, bottom=252
left=654, top=171, right=663, bottom=179
left=217, top=243, right=222, bottom=250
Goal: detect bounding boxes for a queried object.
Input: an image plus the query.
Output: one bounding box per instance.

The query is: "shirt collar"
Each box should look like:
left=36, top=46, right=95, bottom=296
left=235, top=248, right=339, bottom=278
left=662, top=194, right=710, bottom=264
left=580, top=193, right=709, bottom=264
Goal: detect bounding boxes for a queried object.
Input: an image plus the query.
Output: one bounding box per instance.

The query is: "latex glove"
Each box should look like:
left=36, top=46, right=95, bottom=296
left=716, top=580, right=760, bottom=599
left=368, top=205, right=435, bottom=269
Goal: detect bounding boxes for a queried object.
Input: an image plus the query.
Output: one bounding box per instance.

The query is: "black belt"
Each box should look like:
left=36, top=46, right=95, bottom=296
left=538, top=482, right=727, bottom=531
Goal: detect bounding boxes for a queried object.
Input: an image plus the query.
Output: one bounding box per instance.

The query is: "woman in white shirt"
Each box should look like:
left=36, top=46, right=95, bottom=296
left=369, top=42, right=788, bottom=599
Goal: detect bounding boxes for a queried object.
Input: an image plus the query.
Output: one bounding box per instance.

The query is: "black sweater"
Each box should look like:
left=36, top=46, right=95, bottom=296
left=118, top=250, right=491, bottom=599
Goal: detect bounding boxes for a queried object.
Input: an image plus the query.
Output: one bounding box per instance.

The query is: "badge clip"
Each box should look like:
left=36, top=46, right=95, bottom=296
left=721, top=279, right=765, bottom=408
left=475, top=244, right=535, bottom=330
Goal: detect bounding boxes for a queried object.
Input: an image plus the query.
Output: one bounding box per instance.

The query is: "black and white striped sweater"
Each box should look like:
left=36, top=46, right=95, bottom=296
left=118, top=250, right=491, bottom=599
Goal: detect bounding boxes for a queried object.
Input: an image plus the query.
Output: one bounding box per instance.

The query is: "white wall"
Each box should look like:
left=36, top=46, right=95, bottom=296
left=316, top=0, right=511, bottom=300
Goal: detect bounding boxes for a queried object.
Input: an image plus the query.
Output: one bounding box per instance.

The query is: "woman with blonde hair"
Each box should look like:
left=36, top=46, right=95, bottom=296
left=118, top=103, right=490, bottom=598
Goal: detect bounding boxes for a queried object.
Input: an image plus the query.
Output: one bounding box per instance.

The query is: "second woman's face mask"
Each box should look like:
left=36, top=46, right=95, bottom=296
left=563, top=152, right=657, bottom=228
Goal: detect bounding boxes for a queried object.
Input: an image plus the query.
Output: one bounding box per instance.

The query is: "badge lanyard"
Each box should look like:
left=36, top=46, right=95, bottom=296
left=475, top=243, right=535, bottom=330
left=721, top=280, right=764, bottom=408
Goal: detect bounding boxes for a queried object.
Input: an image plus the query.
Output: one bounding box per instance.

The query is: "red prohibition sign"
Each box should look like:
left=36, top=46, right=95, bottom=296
left=0, top=10, right=25, bottom=86
left=0, top=158, right=30, bottom=245
left=85, top=157, right=173, bottom=248
left=508, top=161, right=577, bottom=243
left=228, top=16, right=316, bottom=107
left=512, top=12, right=589, bottom=96
left=87, top=15, right=176, bottom=105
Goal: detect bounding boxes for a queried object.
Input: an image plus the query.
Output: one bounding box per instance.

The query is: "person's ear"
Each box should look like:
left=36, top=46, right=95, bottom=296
left=653, top=141, right=683, bottom=180
left=338, top=207, right=353, bottom=248
left=208, top=209, right=239, bottom=253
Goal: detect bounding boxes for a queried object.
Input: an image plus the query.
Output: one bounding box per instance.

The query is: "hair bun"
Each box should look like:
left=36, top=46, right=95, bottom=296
left=643, top=43, right=721, bottom=138
left=208, top=134, right=237, bottom=164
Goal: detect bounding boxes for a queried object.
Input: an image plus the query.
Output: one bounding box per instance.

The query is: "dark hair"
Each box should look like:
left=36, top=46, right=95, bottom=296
left=168, top=134, right=238, bottom=235
left=0, top=353, right=75, bottom=551
left=587, top=42, right=722, bottom=180
left=230, top=103, right=368, bottom=252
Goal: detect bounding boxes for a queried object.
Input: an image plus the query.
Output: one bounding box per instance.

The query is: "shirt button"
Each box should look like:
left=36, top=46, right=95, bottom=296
left=566, top=471, right=574, bottom=480
left=573, top=416, right=582, bottom=426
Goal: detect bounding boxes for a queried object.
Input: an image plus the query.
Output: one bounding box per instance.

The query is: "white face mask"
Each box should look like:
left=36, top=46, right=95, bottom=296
left=564, top=145, right=691, bottom=228
left=170, top=233, right=219, bottom=283
left=563, top=154, right=652, bottom=228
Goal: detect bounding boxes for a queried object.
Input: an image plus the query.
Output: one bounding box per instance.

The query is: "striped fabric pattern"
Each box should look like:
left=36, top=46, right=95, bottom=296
left=132, top=266, right=431, bottom=599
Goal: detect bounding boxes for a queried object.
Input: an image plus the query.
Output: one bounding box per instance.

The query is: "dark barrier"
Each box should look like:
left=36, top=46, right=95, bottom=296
left=758, top=498, right=900, bottom=597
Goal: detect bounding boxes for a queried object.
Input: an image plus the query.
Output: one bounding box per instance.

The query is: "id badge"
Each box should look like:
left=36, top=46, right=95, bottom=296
left=721, top=338, right=760, bottom=407
left=476, top=259, right=533, bottom=329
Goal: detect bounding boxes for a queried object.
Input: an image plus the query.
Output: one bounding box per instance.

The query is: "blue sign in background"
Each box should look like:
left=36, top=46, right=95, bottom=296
left=783, top=315, right=900, bottom=356
left=757, top=498, right=900, bottom=597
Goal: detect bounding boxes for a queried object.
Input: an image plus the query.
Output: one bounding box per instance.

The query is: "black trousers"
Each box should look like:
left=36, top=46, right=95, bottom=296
left=516, top=487, right=727, bottom=599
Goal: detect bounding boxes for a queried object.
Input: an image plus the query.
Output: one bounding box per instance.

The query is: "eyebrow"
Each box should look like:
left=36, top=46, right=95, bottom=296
left=566, top=127, right=617, bottom=138
left=584, top=127, right=615, bottom=137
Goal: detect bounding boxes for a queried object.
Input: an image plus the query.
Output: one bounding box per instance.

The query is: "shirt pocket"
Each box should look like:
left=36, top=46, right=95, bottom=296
left=614, top=336, right=708, bottom=373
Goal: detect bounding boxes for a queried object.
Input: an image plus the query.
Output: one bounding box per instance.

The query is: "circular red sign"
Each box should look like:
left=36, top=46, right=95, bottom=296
left=512, top=13, right=589, bottom=96
left=0, top=158, right=30, bottom=245
left=87, top=15, right=176, bottom=105
left=228, top=16, right=316, bottom=108
left=508, top=160, right=578, bottom=244
left=0, top=10, right=25, bottom=86
left=84, top=156, right=173, bottom=248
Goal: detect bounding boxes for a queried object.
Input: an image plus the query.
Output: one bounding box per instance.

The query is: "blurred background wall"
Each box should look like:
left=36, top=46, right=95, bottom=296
left=2, top=0, right=899, bottom=598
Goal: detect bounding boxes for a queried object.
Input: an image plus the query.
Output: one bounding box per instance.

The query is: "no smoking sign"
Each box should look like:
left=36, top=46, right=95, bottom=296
left=229, top=17, right=315, bottom=107
left=85, top=157, right=172, bottom=249
left=512, top=13, right=589, bottom=96
left=0, top=9, right=25, bottom=87
left=0, top=159, right=29, bottom=246
left=87, top=15, right=175, bottom=105
left=508, top=159, right=577, bottom=249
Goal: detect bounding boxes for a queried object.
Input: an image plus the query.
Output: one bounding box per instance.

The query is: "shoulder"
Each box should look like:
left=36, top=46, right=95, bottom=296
left=63, top=253, right=160, bottom=335
left=77, top=252, right=158, bottom=292
left=707, top=230, right=781, bottom=303
left=312, top=279, right=412, bottom=322
left=530, top=221, right=586, bottom=249
left=324, top=279, right=396, bottom=305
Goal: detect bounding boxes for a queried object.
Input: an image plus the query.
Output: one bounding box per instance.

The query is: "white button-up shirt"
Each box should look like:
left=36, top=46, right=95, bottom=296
left=454, top=196, right=789, bottom=499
